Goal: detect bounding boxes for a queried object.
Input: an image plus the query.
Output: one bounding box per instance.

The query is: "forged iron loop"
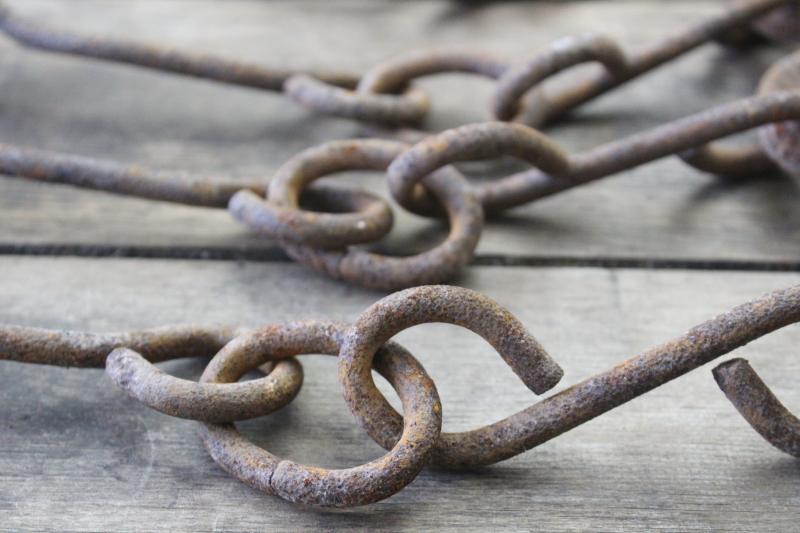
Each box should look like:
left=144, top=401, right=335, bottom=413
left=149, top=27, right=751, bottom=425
left=343, top=284, right=800, bottom=469
left=285, top=0, right=790, bottom=128
left=713, top=358, right=800, bottom=458
left=4, top=285, right=800, bottom=500
left=228, top=140, right=399, bottom=248
left=388, top=121, right=570, bottom=217
left=285, top=50, right=509, bottom=125
left=0, top=324, right=305, bottom=423
left=106, top=348, right=304, bottom=423
left=0, top=142, right=388, bottom=220
left=388, top=89, right=800, bottom=215
left=197, top=321, right=442, bottom=508
left=515, top=0, right=792, bottom=128
left=232, top=139, right=484, bottom=291
left=492, top=33, right=629, bottom=123
left=338, top=285, right=564, bottom=469
left=284, top=75, right=430, bottom=125
left=0, top=0, right=790, bottom=132
left=0, top=2, right=358, bottom=92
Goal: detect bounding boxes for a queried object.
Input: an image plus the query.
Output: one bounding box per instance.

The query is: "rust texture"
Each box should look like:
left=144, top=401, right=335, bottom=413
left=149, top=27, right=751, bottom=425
left=232, top=138, right=484, bottom=291
left=392, top=90, right=800, bottom=214
left=0, top=2, right=796, bottom=288
left=197, top=321, right=442, bottom=508
left=713, top=358, right=800, bottom=458
left=4, top=285, right=800, bottom=505
left=106, top=348, right=304, bottom=423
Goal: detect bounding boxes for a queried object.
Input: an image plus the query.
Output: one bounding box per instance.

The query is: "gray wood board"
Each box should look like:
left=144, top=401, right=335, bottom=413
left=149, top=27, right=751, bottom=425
left=0, top=1, right=797, bottom=263
left=1, top=257, right=799, bottom=531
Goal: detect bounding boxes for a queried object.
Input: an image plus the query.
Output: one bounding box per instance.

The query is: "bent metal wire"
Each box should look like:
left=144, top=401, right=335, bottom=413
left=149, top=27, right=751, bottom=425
left=0, top=49, right=798, bottom=289
left=1, top=284, right=799, bottom=507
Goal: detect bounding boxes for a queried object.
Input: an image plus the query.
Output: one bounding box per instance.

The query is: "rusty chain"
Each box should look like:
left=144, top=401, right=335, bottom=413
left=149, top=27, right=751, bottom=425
left=0, top=1, right=797, bottom=288
left=0, top=0, right=799, bottom=508
left=2, top=284, right=800, bottom=506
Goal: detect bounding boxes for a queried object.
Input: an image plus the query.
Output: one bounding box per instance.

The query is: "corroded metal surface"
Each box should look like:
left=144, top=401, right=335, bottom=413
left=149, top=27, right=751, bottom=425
left=228, top=140, right=399, bottom=248
left=0, top=1, right=796, bottom=288
left=3, top=284, right=800, bottom=505
left=106, top=348, right=304, bottom=423
left=713, top=358, right=800, bottom=458
left=197, top=320, right=442, bottom=507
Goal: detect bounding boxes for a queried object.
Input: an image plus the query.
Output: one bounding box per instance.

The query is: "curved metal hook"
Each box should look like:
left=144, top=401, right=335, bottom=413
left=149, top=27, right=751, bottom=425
left=713, top=358, right=800, bottom=458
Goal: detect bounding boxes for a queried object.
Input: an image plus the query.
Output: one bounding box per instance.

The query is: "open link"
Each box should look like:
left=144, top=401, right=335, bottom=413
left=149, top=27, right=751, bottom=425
left=0, top=50, right=797, bottom=287
left=2, top=284, right=800, bottom=505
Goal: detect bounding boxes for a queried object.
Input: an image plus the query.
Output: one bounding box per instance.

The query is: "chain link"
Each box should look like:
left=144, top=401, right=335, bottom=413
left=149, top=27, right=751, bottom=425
left=0, top=0, right=799, bottom=508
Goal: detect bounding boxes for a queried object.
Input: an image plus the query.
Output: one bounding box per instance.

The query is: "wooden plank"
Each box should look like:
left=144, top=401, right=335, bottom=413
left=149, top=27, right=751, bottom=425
left=0, top=1, right=797, bottom=262
left=1, top=257, right=799, bottom=531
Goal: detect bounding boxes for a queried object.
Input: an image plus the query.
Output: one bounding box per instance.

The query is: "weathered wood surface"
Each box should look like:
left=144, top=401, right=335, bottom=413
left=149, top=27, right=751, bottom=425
left=1, top=258, right=799, bottom=531
left=0, top=0, right=798, bottom=263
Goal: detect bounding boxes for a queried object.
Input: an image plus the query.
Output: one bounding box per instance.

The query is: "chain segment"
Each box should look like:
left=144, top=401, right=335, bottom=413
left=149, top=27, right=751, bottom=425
left=3, top=284, right=800, bottom=506
left=0, top=0, right=799, bottom=508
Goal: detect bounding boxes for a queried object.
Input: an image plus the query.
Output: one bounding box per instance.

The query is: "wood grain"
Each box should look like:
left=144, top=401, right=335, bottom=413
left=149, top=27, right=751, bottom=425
left=0, top=1, right=797, bottom=263
left=1, top=257, right=799, bottom=531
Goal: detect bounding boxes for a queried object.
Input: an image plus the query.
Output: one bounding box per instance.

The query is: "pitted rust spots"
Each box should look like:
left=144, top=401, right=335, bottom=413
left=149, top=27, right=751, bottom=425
left=758, top=50, right=800, bottom=180
left=198, top=321, right=442, bottom=507
left=0, top=324, right=243, bottom=367
left=713, top=358, right=800, bottom=458
left=268, top=142, right=484, bottom=291
left=338, top=285, right=564, bottom=469
left=5, top=285, right=800, bottom=502
left=106, top=348, right=304, bottom=423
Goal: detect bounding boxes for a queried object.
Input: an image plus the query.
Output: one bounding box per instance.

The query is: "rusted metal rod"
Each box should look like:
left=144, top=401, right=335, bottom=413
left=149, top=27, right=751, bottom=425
left=0, top=143, right=264, bottom=207
left=432, top=284, right=800, bottom=467
left=0, top=2, right=357, bottom=91
left=518, top=0, right=790, bottom=127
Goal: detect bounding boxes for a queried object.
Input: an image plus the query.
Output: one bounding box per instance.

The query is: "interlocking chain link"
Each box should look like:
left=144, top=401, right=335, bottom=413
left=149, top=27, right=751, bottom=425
left=0, top=0, right=799, bottom=508
left=0, top=0, right=798, bottom=289
left=3, top=284, right=800, bottom=506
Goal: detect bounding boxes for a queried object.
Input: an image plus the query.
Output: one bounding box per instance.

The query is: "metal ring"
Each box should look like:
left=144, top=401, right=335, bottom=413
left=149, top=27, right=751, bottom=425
left=197, top=320, right=442, bottom=508
left=493, top=34, right=628, bottom=123
left=228, top=140, right=397, bottom=248
left=275, top=139, right=483, bottom=291
left=105, top=348, right=304, bottom=423
left=284, top=74, right=430, bottom=124
left=337, top=285, right=564, bottom=469
left=387, top=121, right=569, bottom=216
left=357, top=49, right=509, bottom=93
left=285, top=50, right=509, bottom=125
